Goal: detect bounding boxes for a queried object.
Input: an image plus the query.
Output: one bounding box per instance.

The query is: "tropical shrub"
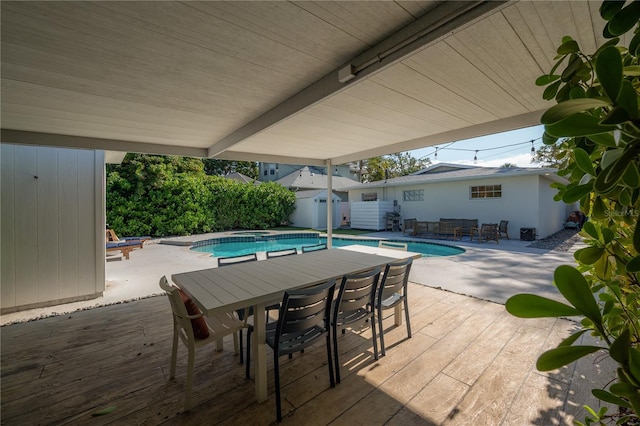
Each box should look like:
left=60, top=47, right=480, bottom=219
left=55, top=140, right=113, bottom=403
left=107, top=154, right=295, bottom=236
left=505, top=2, right=640, bottom=424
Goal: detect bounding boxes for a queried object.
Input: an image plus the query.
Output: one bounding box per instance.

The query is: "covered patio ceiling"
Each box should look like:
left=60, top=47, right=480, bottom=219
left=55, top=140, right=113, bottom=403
left=1, top=1, right=606, bottom=166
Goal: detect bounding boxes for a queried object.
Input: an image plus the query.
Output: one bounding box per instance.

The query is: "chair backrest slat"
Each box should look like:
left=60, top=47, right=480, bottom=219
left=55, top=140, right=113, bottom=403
left=217, top=253, right=258, bottom=267
left=379, top=259, right=412, bottom=301
left=301, top=244, right=327, bottom=253
left=266, top=248, right=297, bottom=259
left=276, top=279, right=335, bottom=337
left=335, top=268, right=380, bottom=314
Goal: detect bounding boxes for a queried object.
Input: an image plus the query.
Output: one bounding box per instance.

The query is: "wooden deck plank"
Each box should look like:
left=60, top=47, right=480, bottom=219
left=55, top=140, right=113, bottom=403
left=0, top=283, right=614, bottom=425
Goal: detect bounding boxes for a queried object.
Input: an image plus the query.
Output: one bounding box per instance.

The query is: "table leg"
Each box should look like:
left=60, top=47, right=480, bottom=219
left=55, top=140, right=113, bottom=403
left=253, top=302, right=268, bottom=403
left=215, top=338, right=223, bottom=351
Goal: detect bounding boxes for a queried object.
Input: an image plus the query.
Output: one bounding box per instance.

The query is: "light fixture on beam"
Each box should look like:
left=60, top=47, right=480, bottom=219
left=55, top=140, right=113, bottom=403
left=338, top=64, right=356, bottom=83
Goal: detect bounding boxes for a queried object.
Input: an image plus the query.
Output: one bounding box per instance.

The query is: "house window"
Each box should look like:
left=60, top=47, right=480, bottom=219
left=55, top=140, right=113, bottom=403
left=263, top=169, right=268, bottom=176
left=403, top=189, right=424, bottom=202
left=470, top=184, right=502, bottom=199
left=270, top=169, right=275, bottom=175
left=361, top=193, right=377, bottom=201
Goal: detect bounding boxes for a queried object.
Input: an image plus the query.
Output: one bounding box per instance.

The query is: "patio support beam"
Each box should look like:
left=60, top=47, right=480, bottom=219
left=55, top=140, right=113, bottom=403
left=0, top=129, right=208, bottom=158
left=326, top=159, right=333, bottom=249
left=213, top=150, right=326, bottom=167
left=206, top=1, right=510, bottom=158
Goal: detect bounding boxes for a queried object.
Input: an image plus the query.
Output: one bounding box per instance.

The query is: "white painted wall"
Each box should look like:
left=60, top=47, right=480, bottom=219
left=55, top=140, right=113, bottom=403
left=1, top=144, right=105, bottom=313
left=348, top=174, right=569, bottom=239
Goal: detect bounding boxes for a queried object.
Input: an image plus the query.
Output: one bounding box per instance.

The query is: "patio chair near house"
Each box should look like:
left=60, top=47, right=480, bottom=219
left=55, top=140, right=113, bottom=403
left=376, top=258, right=413, bottom=357
left=332, top=268, right=381, bottom=383
left=159, top=276, right=244, bottom=412
left=498, top=220, right=509, bottom=239
left=265, top=279, right=336, bottom=422
left=479, top=223, right=499, bottom=244
left=403, top=218, right=417, bottom=235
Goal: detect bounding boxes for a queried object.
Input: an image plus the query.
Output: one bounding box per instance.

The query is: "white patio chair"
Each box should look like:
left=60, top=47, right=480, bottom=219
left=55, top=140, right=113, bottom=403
left=159, top=276, right=245, bottom=411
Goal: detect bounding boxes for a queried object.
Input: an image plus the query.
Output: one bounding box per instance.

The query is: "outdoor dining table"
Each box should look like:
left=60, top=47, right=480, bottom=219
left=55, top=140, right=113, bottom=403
left=171, top=244, right=420, bottom=403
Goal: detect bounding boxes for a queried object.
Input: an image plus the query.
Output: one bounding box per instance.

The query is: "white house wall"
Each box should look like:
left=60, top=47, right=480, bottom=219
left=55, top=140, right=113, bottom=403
left=1, top=143, right=105, bottom=313
left=537, top=175, right=567, bottom=238
left=349, top=174, right=568, bottom=239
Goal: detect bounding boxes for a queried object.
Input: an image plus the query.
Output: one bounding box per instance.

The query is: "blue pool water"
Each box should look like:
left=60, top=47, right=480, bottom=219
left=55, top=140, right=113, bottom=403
left=191, top=234, right=464, bottom=258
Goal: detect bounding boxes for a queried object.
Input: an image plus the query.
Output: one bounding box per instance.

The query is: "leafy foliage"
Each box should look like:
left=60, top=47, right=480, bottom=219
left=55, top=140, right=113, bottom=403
left=107, top=154, right=295, bottom=237
left=360, top=152, right=430, bottom=182
left=506, top=2, right=640, bottom=422
left=202, top=159, right=258, bottom=179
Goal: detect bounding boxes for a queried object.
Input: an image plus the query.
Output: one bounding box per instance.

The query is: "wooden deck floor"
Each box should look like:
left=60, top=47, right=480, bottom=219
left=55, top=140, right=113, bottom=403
left=1, top=283, right=614, bottom=425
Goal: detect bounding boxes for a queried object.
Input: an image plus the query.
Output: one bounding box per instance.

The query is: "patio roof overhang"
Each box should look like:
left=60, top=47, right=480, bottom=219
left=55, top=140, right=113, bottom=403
left=0, top=1, right=610, bottom=165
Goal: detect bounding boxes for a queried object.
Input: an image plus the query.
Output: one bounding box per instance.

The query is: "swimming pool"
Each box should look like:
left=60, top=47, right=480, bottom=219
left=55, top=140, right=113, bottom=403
left=191, top=233, right=464, bottom=258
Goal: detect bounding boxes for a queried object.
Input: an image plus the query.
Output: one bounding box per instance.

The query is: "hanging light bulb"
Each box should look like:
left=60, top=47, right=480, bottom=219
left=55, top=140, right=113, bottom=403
left=473, top=150, right=478, bottom=164
left=434, top=148, right=438, bottom=159
left=531, top=140, right=535, bottom=155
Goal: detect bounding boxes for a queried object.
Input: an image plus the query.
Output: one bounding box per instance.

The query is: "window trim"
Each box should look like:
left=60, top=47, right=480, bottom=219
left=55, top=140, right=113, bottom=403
left=470, top=184, right=502, bottom=199
left=402, top=189, right=424, bottom=202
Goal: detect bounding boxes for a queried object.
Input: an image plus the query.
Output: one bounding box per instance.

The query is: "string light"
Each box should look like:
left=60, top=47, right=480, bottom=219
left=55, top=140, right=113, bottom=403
left=473, top=150, right=478, bottom=163
left=420, top=137, right=543, bottom=161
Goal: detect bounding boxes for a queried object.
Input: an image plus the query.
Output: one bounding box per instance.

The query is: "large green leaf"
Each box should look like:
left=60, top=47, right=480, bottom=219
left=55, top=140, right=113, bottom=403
left=587, top=133, right=617, bottom=148
left=557, top=39, right=580, bottom=55
left=628, top=255, right=640, bottom=273
left=535, top=74, right=561, bottom=86
left=624, top=65, right=640, bottom=77
left=554, top=265, right=602, bottom=324
left=622, top=163, right=640, bottom=187
left=582, top=221, right=599, bottom=239
left=562, top=183, right=593, bottom=203
left=629, top=348, right=640, bottom=384
left=574, top=148, right=596, bottom=176
left=543, top=80, right=562, bottom=100
left=600, top=106, right=631, bottom=125
left=576, top=247, right=606, bottom=265
left=607, top=1, right=640, bottom=36
left=634, top=221, right=640, bottom=253
left=546, top=113, right=617, bottom=137
left=541, top=99, right=611, bottom=125
left=617, top=80, right=639, bottom=120
left=505, top=294, right=579, bottom=318
left=596, top=46, right=623, bottom=101
left=559, top=329, right=589, bottom=347
left=600, top=0, right=625, bottom=20
left=595, top=158, right=628, bottom=194
left=630, top=31, right=640, bottom=56
left=536, top=346, right=602, bottom=371
left=592, top=389, right=631, bottom=408
left=610, top=328, right=630, bottom=364
left=542, top=132, right=559, bottom=145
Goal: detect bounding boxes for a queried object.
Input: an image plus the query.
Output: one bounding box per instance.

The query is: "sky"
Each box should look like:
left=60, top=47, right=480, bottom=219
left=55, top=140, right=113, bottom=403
left=409, top=124, right=545, bottom=168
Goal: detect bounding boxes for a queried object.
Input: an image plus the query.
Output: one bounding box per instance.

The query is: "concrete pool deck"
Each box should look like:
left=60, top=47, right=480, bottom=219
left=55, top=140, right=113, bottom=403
left=0, top=230, right=582, bottom=325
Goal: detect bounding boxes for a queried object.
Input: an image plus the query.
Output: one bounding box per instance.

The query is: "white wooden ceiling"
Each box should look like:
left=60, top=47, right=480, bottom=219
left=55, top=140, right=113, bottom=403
left=1, top=1, right=607, bottom=165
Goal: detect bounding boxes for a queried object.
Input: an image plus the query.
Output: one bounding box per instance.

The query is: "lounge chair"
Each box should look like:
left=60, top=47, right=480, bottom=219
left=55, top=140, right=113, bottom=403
left=105, top=229, right=147, bottom=259
left=106, top=229, right=151, bottom=244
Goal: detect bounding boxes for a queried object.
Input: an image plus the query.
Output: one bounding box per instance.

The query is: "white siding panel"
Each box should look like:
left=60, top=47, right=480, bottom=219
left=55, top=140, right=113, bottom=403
left=350, top=201, right=393, bottom=230
left=37, top=147, right=60, bottom=302
left=1, top=144, right=104, bottom=312
left=58, top=149, right=80, bottom=299
left=78, top=149, right=98, bottom=295
left=13, top=145, right=39, bottom=307
left=1, top=144, right=16, bottom=308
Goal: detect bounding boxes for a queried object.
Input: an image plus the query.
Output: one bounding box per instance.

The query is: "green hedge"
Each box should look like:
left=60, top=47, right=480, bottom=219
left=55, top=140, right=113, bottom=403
left=106, top=154, right=296, bottom=237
